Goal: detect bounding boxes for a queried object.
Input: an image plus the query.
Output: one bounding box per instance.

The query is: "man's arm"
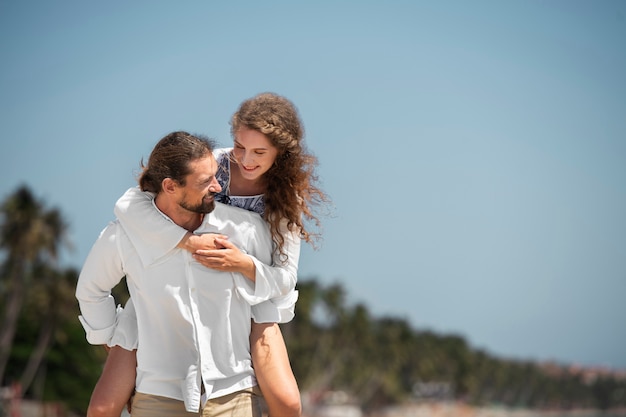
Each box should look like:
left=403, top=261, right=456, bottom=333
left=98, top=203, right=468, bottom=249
left=75, top=221, right=126, bottom=345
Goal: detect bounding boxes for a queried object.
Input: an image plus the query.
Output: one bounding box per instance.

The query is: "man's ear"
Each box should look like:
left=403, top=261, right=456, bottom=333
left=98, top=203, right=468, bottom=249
left=161, top=178, right=178, bottom=194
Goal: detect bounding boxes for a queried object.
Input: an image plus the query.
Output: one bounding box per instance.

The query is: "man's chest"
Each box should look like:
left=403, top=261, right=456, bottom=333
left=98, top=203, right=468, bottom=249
left=124, top=250, right=235, bottom=298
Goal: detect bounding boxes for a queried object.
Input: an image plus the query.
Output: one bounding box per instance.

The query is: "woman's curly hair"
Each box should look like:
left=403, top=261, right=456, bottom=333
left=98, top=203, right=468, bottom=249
left=230, top=92, right=329, bottom=260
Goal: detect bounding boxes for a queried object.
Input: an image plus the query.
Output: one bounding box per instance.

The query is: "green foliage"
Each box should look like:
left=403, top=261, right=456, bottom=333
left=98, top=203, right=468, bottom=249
left=43, top=319, right=107, bottom=412
left=2, top=276, right=107, bottom=414
left=0, top=186, right=107, bottom=415
left=284, top=278, right=626, bottom=412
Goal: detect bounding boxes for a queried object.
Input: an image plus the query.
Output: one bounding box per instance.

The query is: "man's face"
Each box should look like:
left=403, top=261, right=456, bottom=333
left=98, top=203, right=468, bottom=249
left=177, top=155, right=222, bottom=214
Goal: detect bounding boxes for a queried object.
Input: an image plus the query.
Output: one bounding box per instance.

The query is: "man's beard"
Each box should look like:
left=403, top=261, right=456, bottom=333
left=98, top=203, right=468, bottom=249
left=179, top=193, right=216, bottom=214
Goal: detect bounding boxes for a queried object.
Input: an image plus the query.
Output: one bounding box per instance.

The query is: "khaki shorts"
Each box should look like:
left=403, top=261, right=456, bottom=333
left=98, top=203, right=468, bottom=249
left=131, top=386, right=263, bottom=417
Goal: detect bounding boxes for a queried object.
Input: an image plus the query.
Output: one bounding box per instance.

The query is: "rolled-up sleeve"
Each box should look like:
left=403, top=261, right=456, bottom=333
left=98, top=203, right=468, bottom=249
left=246, top=220, right=301, bottom=323
left=109, top=298, right=138, bottom=350
left=239, top=216, right=300, bottom=304
left=75, top=222, right=126, bottom=345
left=236, top=219, right=300, bottom=305
left=251, top=290, right=299, bottom=324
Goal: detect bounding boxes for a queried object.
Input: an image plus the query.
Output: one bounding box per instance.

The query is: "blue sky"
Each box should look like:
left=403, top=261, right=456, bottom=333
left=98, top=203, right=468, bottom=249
left=1, top=1, right=625, bottom=370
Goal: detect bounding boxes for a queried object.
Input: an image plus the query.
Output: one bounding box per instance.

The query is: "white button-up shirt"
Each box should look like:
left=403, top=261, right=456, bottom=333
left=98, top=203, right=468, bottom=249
left=114, top=186, right=300, bottom=325
left=76, top=202, right=273, bottom=412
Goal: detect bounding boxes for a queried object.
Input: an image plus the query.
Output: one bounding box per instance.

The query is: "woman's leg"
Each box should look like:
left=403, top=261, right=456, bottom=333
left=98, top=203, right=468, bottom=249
left=250, top=322, right=301, bottom=417
left=87, top=346, right=137, bottom=417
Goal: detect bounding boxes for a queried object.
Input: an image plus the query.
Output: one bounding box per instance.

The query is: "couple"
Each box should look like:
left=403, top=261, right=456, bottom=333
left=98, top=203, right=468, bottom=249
left=76, top=93, right=328, bottom=416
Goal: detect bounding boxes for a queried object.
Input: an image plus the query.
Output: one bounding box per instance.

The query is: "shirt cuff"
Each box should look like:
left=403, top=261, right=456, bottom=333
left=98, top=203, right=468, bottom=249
left=108, top=303, right=139, bottom=350
left=78, top=315, right=117, bottom=345
left=234, top=257, right=290, bottom=306
left=251, top=290, right=299, bottom=324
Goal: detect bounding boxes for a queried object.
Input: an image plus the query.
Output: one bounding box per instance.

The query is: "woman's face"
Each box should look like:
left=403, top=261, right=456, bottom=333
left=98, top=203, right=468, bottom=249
left=232, top=127, right=279, bottom=182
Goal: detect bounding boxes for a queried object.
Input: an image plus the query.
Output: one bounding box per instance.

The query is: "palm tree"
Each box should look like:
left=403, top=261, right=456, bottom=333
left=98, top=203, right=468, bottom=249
left=19, top=265, right=79, bottom=395
left=0, top=185, right=70, bottom=382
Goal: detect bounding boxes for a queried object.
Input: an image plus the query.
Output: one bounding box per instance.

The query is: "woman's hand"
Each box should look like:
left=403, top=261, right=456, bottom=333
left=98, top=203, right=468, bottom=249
left=178, top=232, right=228, bottom=252
left=193, top=237, right=256, bottom=280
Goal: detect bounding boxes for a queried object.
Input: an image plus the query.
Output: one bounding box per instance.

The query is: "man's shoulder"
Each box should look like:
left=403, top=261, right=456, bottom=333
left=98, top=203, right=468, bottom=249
left=95, top=219, right=127, bottom=243
left=86, top=220, right=127, bottom=259
left=210, top=203, right=271, bottom=242
left=213, top=202, right=264, bottom=224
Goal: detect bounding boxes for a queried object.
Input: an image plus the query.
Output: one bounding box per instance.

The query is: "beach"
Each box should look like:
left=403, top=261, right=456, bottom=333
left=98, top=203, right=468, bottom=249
left=307, top=402, right=626, bottom=417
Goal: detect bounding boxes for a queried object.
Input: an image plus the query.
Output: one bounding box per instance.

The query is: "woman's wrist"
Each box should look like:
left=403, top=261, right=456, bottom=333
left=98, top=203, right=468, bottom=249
left=177, top=232, right=196, bottom=253
left=241, top=256, right=257, bottom=281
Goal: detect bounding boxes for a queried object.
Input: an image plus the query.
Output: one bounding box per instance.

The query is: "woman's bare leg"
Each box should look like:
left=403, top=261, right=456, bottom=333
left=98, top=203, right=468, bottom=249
left=87, top=346, right=137, bottom=417
left=250, top=322, right=301, bottom=417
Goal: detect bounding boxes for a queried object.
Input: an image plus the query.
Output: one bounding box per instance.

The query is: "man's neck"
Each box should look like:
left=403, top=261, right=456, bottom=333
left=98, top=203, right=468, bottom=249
left=154, top=194, right=204, bottom=232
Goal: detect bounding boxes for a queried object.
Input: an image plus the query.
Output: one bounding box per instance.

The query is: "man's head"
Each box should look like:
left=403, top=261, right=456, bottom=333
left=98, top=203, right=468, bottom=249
left=139, top=131, right=222, bottom=214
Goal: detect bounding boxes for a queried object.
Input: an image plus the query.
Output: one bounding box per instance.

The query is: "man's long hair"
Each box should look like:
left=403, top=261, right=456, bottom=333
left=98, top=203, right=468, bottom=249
left=139, top=131, right=216, bottom=193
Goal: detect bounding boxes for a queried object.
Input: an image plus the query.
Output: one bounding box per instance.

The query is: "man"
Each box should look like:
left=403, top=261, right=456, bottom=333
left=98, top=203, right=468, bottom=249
left=76, top=131, right=272, bottom=416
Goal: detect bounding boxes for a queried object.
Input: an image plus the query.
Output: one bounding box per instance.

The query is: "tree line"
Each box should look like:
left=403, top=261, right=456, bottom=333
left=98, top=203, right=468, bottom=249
left=1, top=185, right=625, bottom=415
left=282, top=280, right=626, bottom=412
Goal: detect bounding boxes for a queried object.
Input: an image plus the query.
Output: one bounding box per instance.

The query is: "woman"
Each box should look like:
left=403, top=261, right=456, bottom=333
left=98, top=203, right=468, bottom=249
left=88, top=92, right=328, bottom=417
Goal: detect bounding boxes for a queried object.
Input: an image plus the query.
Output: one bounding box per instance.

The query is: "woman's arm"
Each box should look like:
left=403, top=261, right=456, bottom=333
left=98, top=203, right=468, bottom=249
left=194, top=218, right=300, bottom=303
left=114, top=187, right=225, bottom=261
left=248, top=220, right=301, bottom=323
left=114, top=187, right=187, bottom=265
left=255, top=219, right=300, bottom=296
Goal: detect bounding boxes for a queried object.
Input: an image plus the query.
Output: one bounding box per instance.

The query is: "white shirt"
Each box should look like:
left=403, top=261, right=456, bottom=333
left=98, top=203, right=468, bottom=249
left=76, top=202, right=273, bottom=412
left=114, top=185, right=299, bottom=324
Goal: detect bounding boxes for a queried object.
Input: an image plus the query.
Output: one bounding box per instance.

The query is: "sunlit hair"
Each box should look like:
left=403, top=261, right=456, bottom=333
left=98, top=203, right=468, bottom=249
left=139, top=131, right=216, bottom=193
left=230, top=92, right=329, bottom=259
